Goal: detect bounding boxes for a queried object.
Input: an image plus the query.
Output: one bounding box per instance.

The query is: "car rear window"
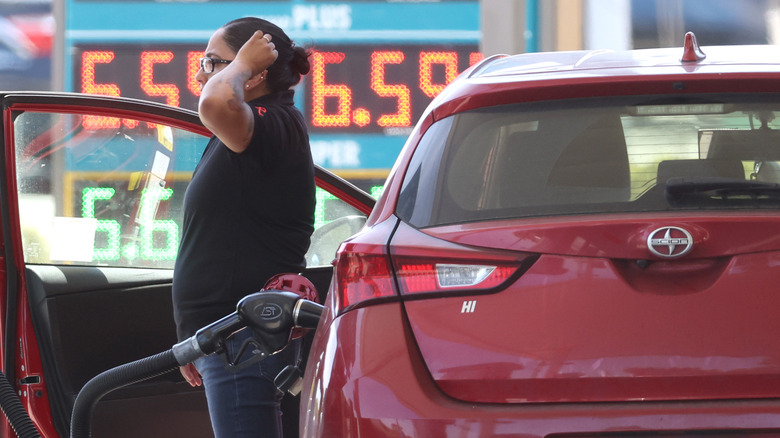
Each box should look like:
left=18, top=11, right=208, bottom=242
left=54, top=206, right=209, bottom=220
left=397, top=95, right=780, bottom=227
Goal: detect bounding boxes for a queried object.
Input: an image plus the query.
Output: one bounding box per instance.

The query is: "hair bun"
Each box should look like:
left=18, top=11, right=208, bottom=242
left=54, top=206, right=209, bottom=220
left=290, top=45, right=311, bottom=76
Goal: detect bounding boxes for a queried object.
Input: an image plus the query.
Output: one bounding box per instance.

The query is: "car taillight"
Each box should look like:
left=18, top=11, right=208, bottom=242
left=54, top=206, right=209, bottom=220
left=333, top=222, right=535, bottom=314
left=334, top=249, right=397, bottom=314
left=393, top=257, right=518, bottom=295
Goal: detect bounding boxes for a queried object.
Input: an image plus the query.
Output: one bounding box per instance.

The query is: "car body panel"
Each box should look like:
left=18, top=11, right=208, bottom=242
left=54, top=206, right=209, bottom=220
left=304, top=296, right=780, bottom=437
left=423, top=213, right=780, bottom=259
left=388, top=214, right=780, bottom=404
left=404, top=250, right=780, bottom=403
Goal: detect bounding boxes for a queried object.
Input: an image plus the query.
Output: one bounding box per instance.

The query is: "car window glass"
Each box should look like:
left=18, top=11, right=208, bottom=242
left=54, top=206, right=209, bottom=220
left=398, top=96, right=780, bottom=228
left=397, top=118, right=451, bottom=225
left=13, top=108, right=370, bottom=269
left=306, top=188, right=367, bottom=267
left=14, top=111, right=204, bottom=268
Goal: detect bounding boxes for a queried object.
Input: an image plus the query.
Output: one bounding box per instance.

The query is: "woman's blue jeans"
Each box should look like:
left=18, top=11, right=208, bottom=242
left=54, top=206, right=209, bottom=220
left=194, top=328, right=299, bottom=438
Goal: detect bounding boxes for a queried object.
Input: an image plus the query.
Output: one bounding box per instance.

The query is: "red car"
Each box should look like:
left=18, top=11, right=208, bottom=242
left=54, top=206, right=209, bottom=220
left=300, top=33, right=780, bottom=436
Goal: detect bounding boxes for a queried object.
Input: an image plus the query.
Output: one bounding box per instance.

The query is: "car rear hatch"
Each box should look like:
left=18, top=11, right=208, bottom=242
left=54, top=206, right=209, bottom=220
left=391, top=93, right=780, bottom=404
left=395, top=216, right=780, bottom=404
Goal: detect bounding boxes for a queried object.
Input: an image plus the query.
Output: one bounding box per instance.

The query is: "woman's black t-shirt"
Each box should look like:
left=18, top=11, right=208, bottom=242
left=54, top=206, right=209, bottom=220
left=172, top=90, right=315, bottom=340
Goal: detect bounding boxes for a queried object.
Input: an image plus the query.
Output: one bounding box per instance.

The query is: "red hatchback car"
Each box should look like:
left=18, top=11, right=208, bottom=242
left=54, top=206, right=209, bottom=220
left=300, top=33, right=780, bottom=436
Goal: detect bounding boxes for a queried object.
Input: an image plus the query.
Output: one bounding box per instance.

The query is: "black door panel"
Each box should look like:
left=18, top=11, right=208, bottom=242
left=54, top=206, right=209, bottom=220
left=25, top=265, right=209, bottom=437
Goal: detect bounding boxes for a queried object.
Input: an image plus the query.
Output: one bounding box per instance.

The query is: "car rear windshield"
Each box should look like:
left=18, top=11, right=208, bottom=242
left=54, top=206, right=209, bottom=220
left=397, top=95, right=780, bottom=227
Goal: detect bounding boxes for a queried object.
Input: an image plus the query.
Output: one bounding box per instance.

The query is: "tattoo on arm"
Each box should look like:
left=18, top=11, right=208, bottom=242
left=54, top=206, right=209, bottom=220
left=224, top=75, right=245, bottom=112
left=214, top=73, right=255, bottom=147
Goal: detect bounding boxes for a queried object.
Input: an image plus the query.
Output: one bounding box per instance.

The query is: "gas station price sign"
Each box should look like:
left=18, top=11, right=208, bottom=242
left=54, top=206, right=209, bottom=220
left=307, top=44, right=481, bottom=133
left=73, top=43, right=482, bottom=133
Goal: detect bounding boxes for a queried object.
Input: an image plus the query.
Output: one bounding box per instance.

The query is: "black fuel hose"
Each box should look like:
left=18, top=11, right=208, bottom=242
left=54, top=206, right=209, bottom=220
left=0, top=371, right=41, bottom=438
left=69, top=350, right=179, bottom=438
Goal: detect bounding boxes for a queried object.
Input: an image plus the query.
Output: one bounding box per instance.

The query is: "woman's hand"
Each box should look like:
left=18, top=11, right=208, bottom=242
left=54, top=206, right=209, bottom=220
left=180, top=363, right=202, bottom=387
left=234, top=31, right=278, bottom=77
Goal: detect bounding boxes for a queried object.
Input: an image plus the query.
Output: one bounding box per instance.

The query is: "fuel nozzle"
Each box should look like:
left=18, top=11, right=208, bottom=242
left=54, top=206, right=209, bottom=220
left=237, top=288, right=325, bottom=393
left=237, top=291, right=301, bottom=355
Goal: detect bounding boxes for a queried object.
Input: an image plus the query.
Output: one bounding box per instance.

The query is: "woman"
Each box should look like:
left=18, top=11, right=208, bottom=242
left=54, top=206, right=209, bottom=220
left=172, top=17, right=315, bottom=438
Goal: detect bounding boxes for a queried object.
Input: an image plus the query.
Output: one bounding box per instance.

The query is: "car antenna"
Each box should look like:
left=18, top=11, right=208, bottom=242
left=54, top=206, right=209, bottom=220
left=681, top=31, right=706, bottom=62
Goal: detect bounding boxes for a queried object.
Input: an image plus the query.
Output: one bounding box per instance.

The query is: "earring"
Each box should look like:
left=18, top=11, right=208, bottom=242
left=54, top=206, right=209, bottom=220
left=246, top=84, right=250, bottom=89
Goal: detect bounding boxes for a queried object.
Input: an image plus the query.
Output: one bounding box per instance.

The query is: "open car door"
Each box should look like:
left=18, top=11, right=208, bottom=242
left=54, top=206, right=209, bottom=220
left=0, top=92, right=374, bottom=438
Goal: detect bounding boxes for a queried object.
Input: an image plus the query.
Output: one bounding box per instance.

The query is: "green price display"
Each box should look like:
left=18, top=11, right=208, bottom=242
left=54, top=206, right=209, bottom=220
left=82, top=184, right=384, bottom=263
left=82, top=186, right=178, bottom=262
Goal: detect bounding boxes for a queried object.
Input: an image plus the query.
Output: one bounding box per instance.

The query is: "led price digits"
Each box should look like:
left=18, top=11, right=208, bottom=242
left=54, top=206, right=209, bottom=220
left=309, top=46, right=482, bottom=132
left=419, top=51, right=459, bottom=97
left=79, top=48, right=204, bottom=129
left=311, top=51, right=351, bottom=127
left=81, top=51, right=124, bottom=130
left=82, top=187, right=121, bottom=260
left=371, top=51, right=411, bottom=127
left=138, top=187, right=179, bottom=260
left=82, top=186, right=179, bottom=262
left=74, top=44, right=481, bottom=133
left=140, top=51, right=180, bottom=107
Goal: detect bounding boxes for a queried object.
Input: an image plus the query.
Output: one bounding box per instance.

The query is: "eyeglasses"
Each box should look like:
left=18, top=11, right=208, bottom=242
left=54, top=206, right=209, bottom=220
left=199, top=56, right=232, bottom=74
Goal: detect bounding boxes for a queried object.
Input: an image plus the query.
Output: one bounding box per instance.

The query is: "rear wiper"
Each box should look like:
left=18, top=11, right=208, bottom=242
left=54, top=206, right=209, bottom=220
left=665, top=177, right=780, bottom=206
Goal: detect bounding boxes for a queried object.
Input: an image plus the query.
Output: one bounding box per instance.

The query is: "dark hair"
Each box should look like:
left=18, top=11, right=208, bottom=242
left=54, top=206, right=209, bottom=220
left=221, top=17, right=311, bottom=92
